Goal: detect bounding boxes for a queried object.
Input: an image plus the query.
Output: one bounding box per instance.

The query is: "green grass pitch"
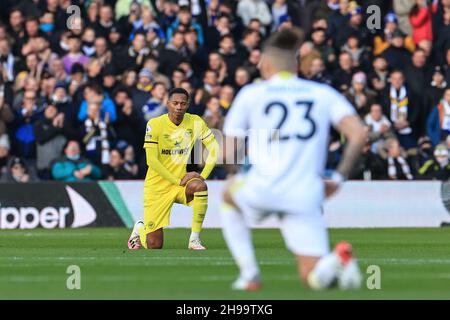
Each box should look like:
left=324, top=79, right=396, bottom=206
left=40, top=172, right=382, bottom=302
left=1, top=228, right=450, bottom=299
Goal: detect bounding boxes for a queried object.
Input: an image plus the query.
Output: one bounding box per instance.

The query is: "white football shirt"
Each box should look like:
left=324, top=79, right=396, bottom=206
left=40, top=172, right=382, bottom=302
left=223, top=73, right=355, bottom=213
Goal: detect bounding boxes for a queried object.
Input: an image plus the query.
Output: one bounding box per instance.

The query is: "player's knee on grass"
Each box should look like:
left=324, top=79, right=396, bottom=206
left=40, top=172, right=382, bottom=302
left=146, top=230, right=163, bottom=249
left=297, top=256, right=320, bottom=288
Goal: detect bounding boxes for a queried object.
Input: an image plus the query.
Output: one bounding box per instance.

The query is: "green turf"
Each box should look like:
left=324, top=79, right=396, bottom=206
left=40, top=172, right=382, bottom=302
left=0, top=228, right=449, bottom=299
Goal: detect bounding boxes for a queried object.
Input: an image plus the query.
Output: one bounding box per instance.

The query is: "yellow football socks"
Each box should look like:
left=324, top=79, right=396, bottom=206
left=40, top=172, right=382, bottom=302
left=192, top=191, right=208, bottom=234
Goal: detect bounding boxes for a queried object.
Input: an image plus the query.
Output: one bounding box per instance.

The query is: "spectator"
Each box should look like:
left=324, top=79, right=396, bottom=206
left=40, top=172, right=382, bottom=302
left=368, top=56, right=389, bottom=93
left=50, top=82, right=77, bottom=126
left=94, top=4, right=117, bottom=40
left=115, top=0, right=155, bottom=21
left=424, top=66, right=448, bottom=118
left=0, top=91, right=13, bottom=138
left=52, top=140, right=101, bottom=182
left=242, top=48, right=262, bottom=81
left=381, top=28, right=412, bottom=70
left=171, top=68, right=187, bottom=89
left=101, top=64, right=120, bottom=98
left=403, top=49, right=432, bottom=98
left=427, top=87, right=450, bottom=146
left=131, top=68, right=153, bottom=112
left=141, top=81, right=168, bottom=122
left=411, top=135, right=435, bottom=172
left=206, top=12, right=232, bottom=49
left=218, top=35, right=241, bottom=83
left=81, top=102, right=114, bottom=167
left=409, top=0, right=438, bottom=45
left=310, top=27, right=335, bottom=69
left=418, top=144, right=450, bottom=180
left=78, top=83, right=117, bottom=123
left=0, top=133, right=10, bottom=176
left=384, top=138, right=414, bottom=180
left=393, top=0, right=415, bottom=36
left=233, top=67, right=251, bottom=93
left=158, top=30, right=188, bottom=77
left=444, top=48, right=450, bottom=85
left=62, top=34, right=88, bottom=74
left=335, top=3, right=370, bottom=49
left=349, top=140, right=386, bottom=180
left=115, top=32, right=150, bottom=74
left=195, top=69, right=220, bottom=107
left=236, top=29, right=261, bottom=62
left=11, top=89, right=42, bottom=159
left=309, top=57, right=333, bottom=86
left=434, top=7, right=450, bottom=66
left=34, top=103, right=74, bottom=180
left=373, top=11, right=415, bottom=56
left=142, top=55, right=171, bottom=89
left=167, top=5, right=204, bottom=47
left=203, top=96, right=224, bottom=131
left=0, top=156, right=38, bottom=182
left=380, top=70, right=420, bottom=150
left=130, top=5, right=164, bottom=45
left=123, top=143, right=139, bottom=178
left=328, top=0, right=351, bottom=48
left=103, top=148, right=135, bottom=180
left=344, top=71, right=377, bottom=116
left=237, top=0, right=272, bottom=32
left=332, top=51, right=354, bottom=92
left=341, top=33, right=371, bottom=72
left=112, top=89, right=142, bottom=155
left=218, top=84, right=235, bottom=116
left=364, top=103, right=394, bottom=152
left=0, top=38, right=16, bottom=84
left=208, top=51, right=228, bottom=84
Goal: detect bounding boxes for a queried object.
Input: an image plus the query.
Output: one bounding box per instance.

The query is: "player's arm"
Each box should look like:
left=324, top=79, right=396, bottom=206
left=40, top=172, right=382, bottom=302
left=200, top=134, right=219, bottom=180
left=197, top=117, right=219, bottom=179
left=222, top=87, right=251, bottom=171
left=145, top=146, right=181, bottom=185
left=335, top=115, right=367, bottom=179
left=144, top=120, right=181, bottom=186
left=327, top=90, right=367, bottom=196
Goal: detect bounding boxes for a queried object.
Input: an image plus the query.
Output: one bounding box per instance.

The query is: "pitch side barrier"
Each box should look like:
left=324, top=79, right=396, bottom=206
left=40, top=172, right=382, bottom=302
left=1, top=181, right=449, bottom=229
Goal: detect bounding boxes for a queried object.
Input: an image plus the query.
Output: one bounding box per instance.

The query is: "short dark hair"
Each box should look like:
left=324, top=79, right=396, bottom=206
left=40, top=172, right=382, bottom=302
left=242, top=28, right=259, bottom=39
left=179, top=5, right=191, bottom=13
left=220, top=34, right=234, bottom=42
left=168, top=87, right=189, bottom=100
left=263, top=27, right=304, bottom=52
left=151, top=82, right=166, bottom=91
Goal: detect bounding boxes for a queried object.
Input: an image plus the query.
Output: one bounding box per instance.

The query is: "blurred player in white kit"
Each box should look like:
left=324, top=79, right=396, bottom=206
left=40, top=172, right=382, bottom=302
left=220, top=28, right=367, bottom=291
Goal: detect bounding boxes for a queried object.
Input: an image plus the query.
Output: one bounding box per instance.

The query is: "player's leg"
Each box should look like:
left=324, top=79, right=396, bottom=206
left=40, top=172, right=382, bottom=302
left=135, top=190, right=176, bottom=249
left=279, top=212, right=338, bottom=288
left=280, top=212, right=361, bottom=290
left=219, top=178, right=261, bottom=290
left=145, top=228, right=164, bottom=249
left=184, top=178, right=208, bottom=249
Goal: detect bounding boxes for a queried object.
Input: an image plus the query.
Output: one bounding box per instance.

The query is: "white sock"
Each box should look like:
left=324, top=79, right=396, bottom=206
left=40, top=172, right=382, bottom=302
left=307, top=253, right=341, bottom=290
left=219, top=203, right=259, bottom=280
left=189, top=232, right=200, bottom=242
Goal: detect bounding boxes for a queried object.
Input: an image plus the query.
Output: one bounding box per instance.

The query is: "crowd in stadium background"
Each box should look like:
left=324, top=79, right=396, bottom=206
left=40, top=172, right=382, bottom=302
left=0, top=0, right=449, bottom=183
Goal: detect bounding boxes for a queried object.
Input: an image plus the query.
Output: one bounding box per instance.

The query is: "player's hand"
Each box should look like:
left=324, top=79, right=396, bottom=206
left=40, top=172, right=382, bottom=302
left=180, top=172, right=203, bottom=186
left=324, top=179, right=340, bottom=198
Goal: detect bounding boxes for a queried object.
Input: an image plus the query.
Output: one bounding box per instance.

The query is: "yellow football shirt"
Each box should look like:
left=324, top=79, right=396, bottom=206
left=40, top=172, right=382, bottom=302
left=143, top=113, right=214, bottom=192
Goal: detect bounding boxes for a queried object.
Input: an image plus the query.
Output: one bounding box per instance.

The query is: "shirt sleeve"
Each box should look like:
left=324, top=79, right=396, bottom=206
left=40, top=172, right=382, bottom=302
left=143, top=118, right=159, bottom=148
left=328, top=87, right=356, bottom=128
left=223, top=86, right=251, bottom=138
left=199, top=116, right=214, bottom=143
